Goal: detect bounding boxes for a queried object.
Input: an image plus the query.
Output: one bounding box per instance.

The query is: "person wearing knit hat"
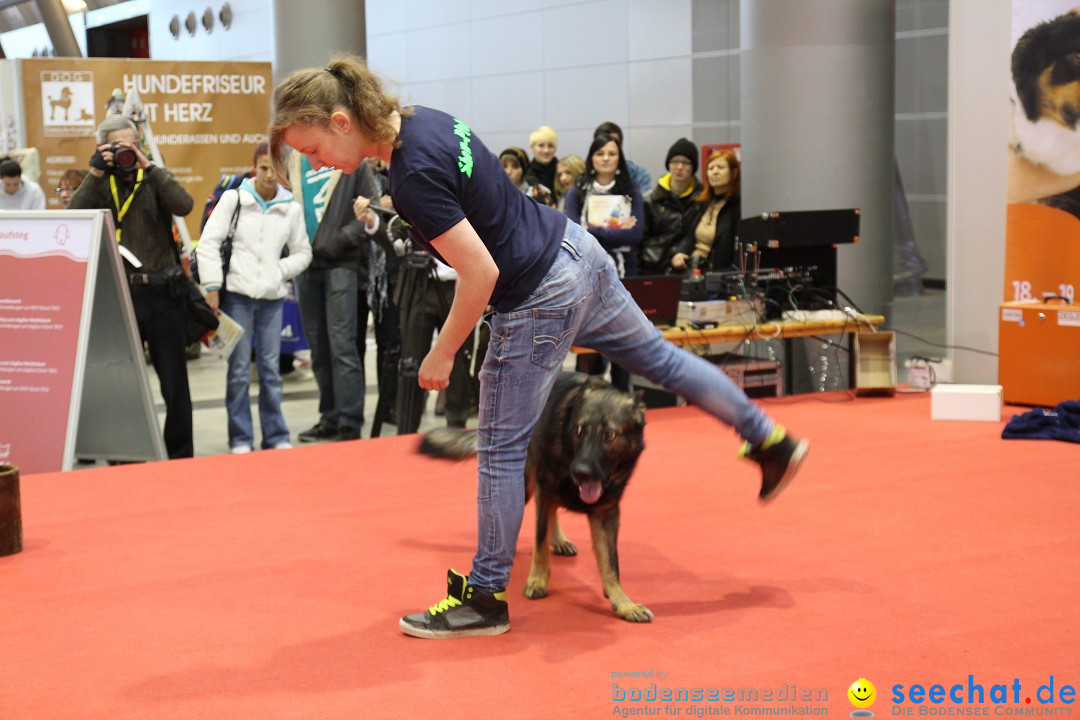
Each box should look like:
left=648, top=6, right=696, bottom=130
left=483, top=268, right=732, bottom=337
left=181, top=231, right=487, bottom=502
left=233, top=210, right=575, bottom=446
left=524, top=125, right=559, bottom=198
left=665, top=137, right=698, bottom=174
left=638, top=137, right=703, bottom=275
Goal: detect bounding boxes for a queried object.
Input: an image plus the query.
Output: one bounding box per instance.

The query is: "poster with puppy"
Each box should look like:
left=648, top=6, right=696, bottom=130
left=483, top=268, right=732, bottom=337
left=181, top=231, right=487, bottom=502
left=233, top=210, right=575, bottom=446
left=1006, top=0, right=1080, bottom=305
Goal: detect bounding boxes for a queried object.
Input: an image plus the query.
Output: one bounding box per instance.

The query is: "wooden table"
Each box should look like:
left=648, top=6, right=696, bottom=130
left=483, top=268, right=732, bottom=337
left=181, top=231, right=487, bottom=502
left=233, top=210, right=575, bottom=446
left=572, top=314, right=887, bottom=393
left=657, top=314, right=885, bottom=346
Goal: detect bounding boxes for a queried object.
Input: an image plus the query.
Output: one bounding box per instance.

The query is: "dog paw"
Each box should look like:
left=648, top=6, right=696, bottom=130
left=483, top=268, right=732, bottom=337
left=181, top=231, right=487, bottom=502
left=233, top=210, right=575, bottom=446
left=552, top=540, right=578, bottom=556
left=615, top=603, right=654, bottom=623
left=523, top=579, right=549, bottom=600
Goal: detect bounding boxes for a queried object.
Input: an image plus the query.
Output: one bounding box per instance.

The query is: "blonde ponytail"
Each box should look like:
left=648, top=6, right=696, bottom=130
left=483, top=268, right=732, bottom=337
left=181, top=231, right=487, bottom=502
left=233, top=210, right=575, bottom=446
left=269, top=55, right=408, bottom=177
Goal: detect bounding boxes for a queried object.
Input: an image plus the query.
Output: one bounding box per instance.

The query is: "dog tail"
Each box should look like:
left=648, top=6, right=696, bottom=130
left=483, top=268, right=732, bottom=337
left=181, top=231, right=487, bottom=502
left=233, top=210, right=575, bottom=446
left=418, top=427, right=478, bottom=460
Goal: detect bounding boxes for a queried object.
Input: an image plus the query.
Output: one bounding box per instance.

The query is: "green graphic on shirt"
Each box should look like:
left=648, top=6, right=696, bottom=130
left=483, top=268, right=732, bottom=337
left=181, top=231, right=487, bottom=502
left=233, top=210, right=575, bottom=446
left=453, top=118, right=473, bottom=178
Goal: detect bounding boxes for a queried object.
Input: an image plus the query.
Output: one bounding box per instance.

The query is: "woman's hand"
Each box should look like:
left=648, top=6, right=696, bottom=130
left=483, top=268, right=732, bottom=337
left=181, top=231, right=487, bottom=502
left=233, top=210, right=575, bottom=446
left=671, top=252, right=689, bottom=270
left=418, top=218, right=499, bottom=390
left=205, top=289, right=220, bottom=311
left=418, top=348, right=456, bottom=391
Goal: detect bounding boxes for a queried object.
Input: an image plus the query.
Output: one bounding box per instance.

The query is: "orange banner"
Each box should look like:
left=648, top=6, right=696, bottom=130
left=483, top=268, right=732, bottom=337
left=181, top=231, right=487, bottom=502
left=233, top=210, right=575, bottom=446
left=1004, top=204, right=1080, bottom=304
left=20, top=58, right=272, bottom=240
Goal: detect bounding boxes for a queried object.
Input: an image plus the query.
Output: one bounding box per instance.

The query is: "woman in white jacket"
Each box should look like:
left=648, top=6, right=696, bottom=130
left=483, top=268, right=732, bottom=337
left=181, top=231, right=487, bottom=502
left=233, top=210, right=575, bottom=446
left=196, top=143, right=312, bottom=453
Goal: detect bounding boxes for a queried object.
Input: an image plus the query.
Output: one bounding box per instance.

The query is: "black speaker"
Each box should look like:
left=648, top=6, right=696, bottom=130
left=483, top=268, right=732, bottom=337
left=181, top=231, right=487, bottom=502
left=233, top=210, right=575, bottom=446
left=736, top=208, right=861, bottom=250
left=735, top=208, right=861, bottom=317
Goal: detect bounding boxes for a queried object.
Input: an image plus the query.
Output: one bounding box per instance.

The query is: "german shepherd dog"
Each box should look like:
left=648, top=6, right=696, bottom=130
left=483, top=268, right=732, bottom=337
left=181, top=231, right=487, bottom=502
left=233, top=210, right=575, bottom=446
left=419, top=371, right=653, bottom=622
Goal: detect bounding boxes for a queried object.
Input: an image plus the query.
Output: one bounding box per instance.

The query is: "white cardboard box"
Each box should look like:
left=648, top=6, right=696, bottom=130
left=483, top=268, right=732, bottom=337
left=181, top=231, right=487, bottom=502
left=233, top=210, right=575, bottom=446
left=930, top=384, right=1003, bottom=422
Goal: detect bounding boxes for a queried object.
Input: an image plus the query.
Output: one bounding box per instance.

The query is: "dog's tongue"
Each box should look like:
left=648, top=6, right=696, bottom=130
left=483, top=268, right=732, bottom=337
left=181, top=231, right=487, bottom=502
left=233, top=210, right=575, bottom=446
left=579, top=480, right=603, bottom=504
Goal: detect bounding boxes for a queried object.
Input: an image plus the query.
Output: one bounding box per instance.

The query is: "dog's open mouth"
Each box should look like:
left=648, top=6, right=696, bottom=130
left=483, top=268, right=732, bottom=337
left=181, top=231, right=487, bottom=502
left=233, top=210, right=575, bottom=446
left=577, top=479, right=603, bottom=504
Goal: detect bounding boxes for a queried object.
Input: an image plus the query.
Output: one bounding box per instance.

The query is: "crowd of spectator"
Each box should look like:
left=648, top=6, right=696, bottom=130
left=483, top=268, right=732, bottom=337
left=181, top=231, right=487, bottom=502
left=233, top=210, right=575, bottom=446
left=23, top=110, right=740, bottom=458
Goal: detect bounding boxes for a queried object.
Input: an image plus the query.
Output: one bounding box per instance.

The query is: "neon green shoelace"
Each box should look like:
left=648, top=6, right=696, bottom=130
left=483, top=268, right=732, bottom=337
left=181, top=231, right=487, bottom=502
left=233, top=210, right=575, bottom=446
left=429, top=595, right=462, bottom=615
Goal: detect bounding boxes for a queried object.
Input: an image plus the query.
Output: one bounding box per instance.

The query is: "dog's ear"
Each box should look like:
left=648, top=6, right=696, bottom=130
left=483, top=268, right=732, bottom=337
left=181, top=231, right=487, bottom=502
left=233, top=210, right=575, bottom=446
left=1012, top=11, right=1080, bottom=123
left=632, top=391, right=647, bottom=427
left=1012, top=34, right=1046, bottom=122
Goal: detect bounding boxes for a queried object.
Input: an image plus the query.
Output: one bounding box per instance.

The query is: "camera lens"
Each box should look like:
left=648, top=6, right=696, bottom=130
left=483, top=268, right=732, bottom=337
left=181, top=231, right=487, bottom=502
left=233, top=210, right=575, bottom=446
left=111, top=143, right=138, bottom=172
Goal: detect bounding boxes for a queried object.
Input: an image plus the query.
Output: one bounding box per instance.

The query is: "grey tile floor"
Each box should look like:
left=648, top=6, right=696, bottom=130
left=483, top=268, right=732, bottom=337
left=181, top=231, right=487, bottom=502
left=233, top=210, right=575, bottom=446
left=141, top=290, right=947, bottom=459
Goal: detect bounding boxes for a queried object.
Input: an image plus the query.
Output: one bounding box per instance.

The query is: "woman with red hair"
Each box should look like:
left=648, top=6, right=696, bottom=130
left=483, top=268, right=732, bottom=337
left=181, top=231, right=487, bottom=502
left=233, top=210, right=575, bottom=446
left=671, top=148, right=741, bottom=272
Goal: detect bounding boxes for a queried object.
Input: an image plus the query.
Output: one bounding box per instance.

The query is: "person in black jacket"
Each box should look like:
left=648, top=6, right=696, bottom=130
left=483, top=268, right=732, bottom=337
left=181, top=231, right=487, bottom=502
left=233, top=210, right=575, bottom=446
left=353, top=174, right=403, bottom=432
left=522, top=125, right=558, bottom=201
left=639, top=137, right=702, bottom=275
left=286, top=151, right=380, bottom=442
left=69, top=114, right=196, bottom=458
left=671, top=148, right=742, bottom=273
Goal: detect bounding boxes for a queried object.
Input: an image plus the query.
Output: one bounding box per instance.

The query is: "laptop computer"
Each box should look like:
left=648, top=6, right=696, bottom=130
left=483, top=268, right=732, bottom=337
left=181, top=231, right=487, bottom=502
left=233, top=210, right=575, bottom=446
left=622, top=275, right=683, bottom=328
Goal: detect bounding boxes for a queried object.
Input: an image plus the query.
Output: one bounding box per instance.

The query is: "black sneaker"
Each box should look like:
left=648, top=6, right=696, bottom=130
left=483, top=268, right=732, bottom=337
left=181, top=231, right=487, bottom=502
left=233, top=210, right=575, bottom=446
left=298, top=423, right=338, bottom=443
left=336, top=427, right=361, bottom=441
left=400, top=569, right=510, bottom=639
left=739, top=426, right=809, bottom=502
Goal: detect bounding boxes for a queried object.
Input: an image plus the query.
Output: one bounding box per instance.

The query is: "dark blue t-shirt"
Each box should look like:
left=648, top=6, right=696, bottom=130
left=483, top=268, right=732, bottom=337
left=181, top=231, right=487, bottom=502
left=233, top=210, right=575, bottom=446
left=388, top=106, right=566, bottom=311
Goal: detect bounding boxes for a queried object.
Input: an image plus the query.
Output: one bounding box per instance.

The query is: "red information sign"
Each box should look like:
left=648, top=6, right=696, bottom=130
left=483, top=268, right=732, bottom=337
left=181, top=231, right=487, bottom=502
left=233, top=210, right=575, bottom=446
left=0, top=211, right=162, bottom=473
left=0, top=215, right=95, bottom=473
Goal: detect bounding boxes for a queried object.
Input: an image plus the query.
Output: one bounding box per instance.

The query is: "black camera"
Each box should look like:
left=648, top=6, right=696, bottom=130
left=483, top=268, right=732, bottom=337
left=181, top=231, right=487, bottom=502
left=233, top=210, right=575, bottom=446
left=111, top=142, right=139, bottom=173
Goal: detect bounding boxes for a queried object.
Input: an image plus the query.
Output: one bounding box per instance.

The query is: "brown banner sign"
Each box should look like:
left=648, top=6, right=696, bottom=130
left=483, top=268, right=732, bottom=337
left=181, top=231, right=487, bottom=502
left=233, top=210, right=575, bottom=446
left=21, top=58, right=272, bottom=240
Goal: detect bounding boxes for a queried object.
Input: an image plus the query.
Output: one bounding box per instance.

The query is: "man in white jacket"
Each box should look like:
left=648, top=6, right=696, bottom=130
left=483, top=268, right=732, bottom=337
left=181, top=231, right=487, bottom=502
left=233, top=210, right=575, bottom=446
left=197, top=143, right=312, bottom=453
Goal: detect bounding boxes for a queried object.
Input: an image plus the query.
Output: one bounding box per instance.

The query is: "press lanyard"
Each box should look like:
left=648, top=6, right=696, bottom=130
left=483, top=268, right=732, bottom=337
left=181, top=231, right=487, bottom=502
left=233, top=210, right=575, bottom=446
left=109, top=168, right=144, bottom=244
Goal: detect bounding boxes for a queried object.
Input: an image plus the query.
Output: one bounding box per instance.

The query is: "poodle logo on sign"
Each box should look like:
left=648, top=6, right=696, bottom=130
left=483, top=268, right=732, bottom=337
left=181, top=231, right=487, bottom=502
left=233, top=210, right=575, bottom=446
left=40, top=70, right=95, bottom=137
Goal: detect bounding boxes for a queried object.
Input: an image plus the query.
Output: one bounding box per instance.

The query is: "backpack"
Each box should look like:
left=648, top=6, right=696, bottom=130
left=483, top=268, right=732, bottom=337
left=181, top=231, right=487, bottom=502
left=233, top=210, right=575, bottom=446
left=199, top=172, right=250, bottom=232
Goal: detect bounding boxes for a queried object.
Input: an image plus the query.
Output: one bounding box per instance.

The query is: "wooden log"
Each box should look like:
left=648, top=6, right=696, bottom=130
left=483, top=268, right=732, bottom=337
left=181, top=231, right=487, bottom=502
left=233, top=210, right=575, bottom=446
left=0, top=464, right=23, bottom=557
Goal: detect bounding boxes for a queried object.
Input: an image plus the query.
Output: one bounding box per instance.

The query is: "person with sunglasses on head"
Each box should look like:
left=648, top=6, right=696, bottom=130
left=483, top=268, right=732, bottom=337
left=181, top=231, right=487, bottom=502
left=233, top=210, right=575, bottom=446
left=196, top=142, right=312, bottom=455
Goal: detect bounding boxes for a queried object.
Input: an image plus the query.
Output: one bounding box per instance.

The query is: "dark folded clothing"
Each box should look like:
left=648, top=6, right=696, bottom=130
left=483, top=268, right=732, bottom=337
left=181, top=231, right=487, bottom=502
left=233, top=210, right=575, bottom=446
left=1002, top=399, right=1080, bottom=443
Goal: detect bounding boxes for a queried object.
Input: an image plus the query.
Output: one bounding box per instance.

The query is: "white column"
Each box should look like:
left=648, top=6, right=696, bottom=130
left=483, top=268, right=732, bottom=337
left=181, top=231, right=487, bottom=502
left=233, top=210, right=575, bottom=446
left=946, top=0, right=1010, bottom=383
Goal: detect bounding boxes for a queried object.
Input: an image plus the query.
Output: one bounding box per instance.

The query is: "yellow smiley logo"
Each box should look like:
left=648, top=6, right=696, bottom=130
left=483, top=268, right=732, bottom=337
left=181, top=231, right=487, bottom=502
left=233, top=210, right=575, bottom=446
left=848, top=678, right=877, bottom=709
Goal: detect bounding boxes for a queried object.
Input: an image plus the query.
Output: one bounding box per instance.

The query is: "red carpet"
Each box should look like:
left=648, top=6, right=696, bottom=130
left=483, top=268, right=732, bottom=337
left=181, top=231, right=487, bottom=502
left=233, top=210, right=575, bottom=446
left=2, top=393, right=1077, bottom=719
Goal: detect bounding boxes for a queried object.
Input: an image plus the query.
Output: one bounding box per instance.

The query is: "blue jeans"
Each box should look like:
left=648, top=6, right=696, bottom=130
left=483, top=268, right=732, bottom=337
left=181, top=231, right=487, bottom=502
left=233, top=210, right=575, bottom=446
left=469, top=221, right=774, bottom=592
left=220, top=292, right=289, bottom=449
left=296, top=268, right=365, bottom=432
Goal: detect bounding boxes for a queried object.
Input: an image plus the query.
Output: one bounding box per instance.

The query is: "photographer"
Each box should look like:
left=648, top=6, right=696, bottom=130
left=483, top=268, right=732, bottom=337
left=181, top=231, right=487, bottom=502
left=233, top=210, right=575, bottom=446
left=69, top=115, right=196, bottom=458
